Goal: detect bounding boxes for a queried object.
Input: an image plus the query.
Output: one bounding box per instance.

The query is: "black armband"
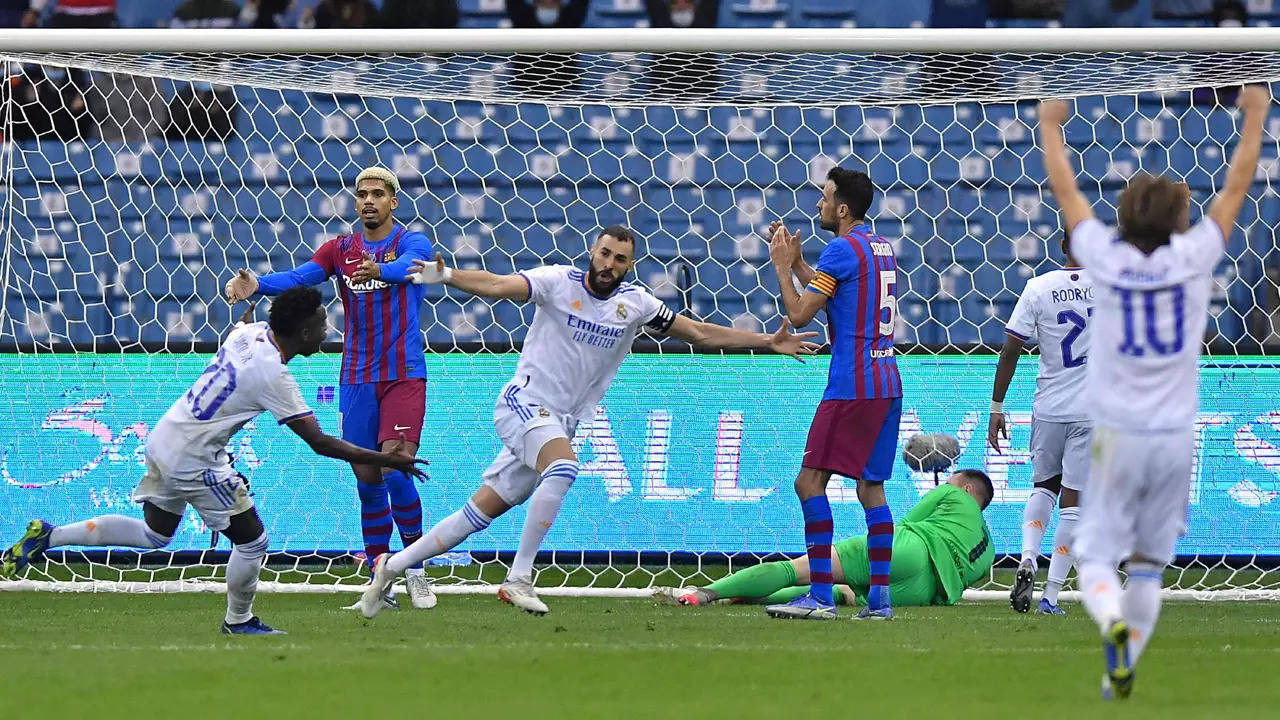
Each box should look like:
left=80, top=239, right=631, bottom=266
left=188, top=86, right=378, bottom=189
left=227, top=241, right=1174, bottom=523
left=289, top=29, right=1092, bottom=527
left=645, top=304, right=676, bottom=335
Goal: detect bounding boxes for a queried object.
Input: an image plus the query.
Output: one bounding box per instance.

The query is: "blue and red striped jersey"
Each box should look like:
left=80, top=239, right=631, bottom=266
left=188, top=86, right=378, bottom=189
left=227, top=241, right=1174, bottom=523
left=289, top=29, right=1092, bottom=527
left=805, top=223, right=902, bottom=400
left=308, top=226, right=431, bottom=384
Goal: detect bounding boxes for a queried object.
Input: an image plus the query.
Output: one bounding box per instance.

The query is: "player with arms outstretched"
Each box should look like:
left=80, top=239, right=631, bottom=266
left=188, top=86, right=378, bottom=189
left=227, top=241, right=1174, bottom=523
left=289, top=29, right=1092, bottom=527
left=656, top=469, right=994, bottom=609
left=765, top=166, right=902, bottom=620
left=0, top=288, right=427, bottom=634
left=224, top=167, right=436, bottom=610
left=357, top=225, right=819, bottom=617
left=989, top=230, right=1093, bottom=616
left=1039, top=86, right=1269, bottom=699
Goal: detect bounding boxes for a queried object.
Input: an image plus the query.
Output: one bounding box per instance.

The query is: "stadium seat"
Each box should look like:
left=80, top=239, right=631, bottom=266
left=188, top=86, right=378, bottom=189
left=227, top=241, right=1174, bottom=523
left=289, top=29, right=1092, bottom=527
left=589, top=0, right=647, bottom=28
left=723, top=1, right=789, bottom=29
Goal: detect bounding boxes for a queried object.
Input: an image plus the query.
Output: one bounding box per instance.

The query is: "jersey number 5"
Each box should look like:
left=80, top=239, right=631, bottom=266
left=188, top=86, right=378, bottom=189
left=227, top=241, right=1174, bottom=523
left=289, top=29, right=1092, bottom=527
left=878, top=269, right=898, bottom=336
left=1057, top=307, right=1093, bottom=368
left=187, top=352, right=238, bottom=421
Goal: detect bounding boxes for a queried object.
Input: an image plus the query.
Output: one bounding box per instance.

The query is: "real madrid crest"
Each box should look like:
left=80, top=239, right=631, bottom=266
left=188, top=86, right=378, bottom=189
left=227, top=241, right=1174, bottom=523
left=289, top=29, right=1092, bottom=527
left=616, top=303, right=627, bottom=320
left=538, top=407, right=550, bottom=418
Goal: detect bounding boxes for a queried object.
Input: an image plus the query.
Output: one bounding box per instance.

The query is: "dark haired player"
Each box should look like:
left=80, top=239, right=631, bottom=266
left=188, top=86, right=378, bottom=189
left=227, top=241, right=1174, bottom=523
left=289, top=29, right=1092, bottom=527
left=766, top=166, right=902, bottom=620
left=1, top=288, right=428, bottom=634
left=357, top=226, right=820, bottom=617
left=1039, top=86, right=1269, bottom=699
left=656, top=470, right=995, bottom=609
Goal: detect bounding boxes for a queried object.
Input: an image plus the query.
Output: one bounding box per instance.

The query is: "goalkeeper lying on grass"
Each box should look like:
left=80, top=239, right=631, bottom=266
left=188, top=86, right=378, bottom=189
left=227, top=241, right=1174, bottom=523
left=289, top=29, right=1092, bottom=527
left=655, top=470, right=995, bottom=608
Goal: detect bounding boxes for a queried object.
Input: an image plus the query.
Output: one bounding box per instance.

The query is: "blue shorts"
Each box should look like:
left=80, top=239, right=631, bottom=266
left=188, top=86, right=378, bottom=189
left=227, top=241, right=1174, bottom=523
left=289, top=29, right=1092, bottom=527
left=338, top=379, right=426, bottom=451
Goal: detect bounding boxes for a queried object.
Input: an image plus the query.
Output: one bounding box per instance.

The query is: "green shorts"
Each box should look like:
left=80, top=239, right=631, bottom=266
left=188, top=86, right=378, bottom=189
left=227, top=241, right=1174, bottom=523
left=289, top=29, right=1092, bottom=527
left=833, top=528, right=940, bottom=606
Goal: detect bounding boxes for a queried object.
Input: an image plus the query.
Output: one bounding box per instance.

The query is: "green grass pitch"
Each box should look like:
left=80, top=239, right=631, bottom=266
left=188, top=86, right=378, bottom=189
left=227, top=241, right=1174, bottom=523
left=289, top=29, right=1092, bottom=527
left=1, top=593, right=1277, bottom=718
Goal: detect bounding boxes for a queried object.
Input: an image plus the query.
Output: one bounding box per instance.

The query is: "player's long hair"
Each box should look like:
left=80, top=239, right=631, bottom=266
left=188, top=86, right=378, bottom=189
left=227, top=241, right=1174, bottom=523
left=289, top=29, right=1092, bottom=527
left=1117, top=173, right=1191, bottom=254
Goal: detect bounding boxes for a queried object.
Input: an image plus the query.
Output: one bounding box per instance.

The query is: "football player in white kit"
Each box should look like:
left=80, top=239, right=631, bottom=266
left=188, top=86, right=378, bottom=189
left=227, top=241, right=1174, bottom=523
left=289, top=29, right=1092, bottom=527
left=358, top=225, right=820, bottom=618
left=1038, top=85, right=1269, bottom=700
left=0, top=288, right=428, bottom=634
left=989, top=231, right=1093, bottom=616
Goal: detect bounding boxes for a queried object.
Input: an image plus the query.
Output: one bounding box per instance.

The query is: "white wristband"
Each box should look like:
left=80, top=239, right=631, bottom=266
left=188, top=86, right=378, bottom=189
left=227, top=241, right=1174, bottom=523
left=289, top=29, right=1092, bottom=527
left=989, top=401, right=1003, bottom=414
left=441, top=266, right=453, bottom=283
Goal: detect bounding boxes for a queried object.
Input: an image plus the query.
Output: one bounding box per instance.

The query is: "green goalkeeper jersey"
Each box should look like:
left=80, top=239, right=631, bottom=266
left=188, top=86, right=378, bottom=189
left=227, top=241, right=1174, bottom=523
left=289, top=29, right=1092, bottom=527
left=900, top=484, right=994, bottom=604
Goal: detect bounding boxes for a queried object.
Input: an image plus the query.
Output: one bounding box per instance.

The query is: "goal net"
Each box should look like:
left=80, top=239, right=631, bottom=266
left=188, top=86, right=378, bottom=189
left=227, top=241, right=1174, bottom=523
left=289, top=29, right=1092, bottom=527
left=1, top=28, right=1277, bottom=600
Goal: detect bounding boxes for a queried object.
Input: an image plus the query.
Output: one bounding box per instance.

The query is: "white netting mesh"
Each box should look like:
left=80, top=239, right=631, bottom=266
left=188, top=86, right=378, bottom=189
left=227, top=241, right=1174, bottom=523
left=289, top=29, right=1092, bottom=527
left=1, top=34, right=1277, bottom=598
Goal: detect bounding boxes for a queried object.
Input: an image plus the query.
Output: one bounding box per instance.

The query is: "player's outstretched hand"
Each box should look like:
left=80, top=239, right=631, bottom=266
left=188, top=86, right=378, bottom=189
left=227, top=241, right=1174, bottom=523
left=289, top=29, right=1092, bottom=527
left=386, top=447, right=430, bottom=481
left=987, top=411, right=1008, bottom=453
left=409, top=253, right=453, bottom=284
left=237, top=300, right=257, bottom=326
left=351, top=252, right=381, bottom=284
left=1038, top=99, right=1070, bottom=127
left=1237, top=85, right=1272, bottom=117
left=225, top=268, right=259, bottom=303
left=769, top=318, right=821, bottom=362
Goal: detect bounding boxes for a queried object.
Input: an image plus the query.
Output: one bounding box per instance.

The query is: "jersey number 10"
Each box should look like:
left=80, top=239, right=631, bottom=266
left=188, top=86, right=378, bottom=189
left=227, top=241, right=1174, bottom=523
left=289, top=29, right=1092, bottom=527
left=186, top=350, right=239, bottom=421
left=1117, top=287, right=1186, bottom=358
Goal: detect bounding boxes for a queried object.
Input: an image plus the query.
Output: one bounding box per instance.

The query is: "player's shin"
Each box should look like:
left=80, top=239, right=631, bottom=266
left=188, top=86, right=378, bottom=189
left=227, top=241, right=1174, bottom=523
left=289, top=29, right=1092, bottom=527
left=225, top=533, right=270, bottom=625
left=1043, top=506, right=1079, bottom=606
left=800, top=495, right=835, bottom=605
left=384, top=470, right=424, bottom=572
left=50, top=515, right=171, bottom=549
left=1120, top=561, right=1164, bottom=666
left=356, top=481, right=393, bottom=564
left=864, top=504, right=894, bottom=610
left=1078, top=559, right=1124, bottom=633
left=705, top=560, right=798, bottom=601
left=1020, top=487, right=1056, bottom=571
left=508, top=460, right=579, bottom=582
left=386, top=500, right=492, bottom=574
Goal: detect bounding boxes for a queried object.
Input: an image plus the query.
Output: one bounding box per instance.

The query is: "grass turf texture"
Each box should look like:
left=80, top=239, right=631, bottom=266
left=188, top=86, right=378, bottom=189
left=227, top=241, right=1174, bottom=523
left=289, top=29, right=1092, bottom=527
left=1, top=594, right=1276, bottom=718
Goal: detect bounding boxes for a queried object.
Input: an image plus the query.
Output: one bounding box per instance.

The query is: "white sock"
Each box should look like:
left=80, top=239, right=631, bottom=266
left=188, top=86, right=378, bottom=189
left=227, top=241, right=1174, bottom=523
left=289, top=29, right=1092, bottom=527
left=1121, top=561, right=1164, bottom=665
left=387, top=501, right=491, bottom=575
left=1043, top=506, right=1079, bottom=605
left=1078, top=560, right=1123, bottom=636
left=225, top=533, right=269, bottom=625
left=508, top=459, right=579, bottom=583
left=1020, top=487, right=1055, bottom=570
left=49, top=515, right=171, bottom=549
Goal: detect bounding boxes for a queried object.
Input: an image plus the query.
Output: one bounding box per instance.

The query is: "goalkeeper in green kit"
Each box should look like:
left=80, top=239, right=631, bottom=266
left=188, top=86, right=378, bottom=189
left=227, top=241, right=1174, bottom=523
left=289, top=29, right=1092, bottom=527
left=655, top=469, right=995, bottom=608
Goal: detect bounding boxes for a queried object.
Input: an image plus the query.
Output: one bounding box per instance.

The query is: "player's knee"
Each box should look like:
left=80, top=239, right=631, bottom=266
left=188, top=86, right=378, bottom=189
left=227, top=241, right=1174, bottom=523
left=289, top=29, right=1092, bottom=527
left=1034, top=475, right=1062, bottom=495
left=855, top=479, right=887, bottom=507
left=1059, top=487, right=1080, bottom=508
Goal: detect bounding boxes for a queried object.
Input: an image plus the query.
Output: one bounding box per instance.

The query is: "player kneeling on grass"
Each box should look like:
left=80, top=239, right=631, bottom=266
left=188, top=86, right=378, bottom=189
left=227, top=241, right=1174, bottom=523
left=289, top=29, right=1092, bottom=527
left=655, top=470, right=994, bottom=610
left=356, top=226, right=819, bottom=618
left=0, top=288, right=427, bottom=635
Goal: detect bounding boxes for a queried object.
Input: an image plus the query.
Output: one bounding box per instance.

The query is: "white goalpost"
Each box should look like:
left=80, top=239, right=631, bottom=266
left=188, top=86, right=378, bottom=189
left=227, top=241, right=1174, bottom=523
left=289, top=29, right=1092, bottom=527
left=1, top=28, right=1278, bottom=602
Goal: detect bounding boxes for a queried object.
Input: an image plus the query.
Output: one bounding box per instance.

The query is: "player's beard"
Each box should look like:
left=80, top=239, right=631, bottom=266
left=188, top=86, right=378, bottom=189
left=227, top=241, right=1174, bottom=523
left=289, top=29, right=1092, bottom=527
left=361, top=211, right=387, bottom=230
left=819, top=214, right=839, bottom=233
left=587, top=264, right=625, bottom=297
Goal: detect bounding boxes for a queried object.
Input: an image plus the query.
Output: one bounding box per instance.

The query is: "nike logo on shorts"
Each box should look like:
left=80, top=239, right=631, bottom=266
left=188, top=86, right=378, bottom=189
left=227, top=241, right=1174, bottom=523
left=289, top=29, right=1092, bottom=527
left=393, top=424, right=411, bottom=431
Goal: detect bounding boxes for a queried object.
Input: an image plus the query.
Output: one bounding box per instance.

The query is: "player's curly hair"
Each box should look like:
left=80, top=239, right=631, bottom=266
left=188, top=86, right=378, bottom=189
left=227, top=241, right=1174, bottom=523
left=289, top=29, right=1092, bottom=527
left=956, top=468, right=995, bottom=509
left=827, top=166, right=874, bottom=221
left=268, top=286, right=323, bottom=337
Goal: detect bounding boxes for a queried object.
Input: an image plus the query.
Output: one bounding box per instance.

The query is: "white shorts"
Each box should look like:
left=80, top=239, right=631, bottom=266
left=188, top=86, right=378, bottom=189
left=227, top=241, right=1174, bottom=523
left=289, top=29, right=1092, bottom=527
left=482, top=384, right=578, bottom=506
left=1074, top=424, right=1194, bottom=568
left=1029, top=418, right=1092, bottom=491
left=132, top=457, right=253, bottom=532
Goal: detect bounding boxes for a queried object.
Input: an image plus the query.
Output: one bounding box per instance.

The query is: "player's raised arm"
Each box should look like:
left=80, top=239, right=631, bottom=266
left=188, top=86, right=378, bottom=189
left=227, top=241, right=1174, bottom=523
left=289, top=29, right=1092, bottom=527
left=284, top=414, right=428, bottom=479
left=408, top=254, right=531, bottom=302
left=224, top=241, right=339, bottom=303
left=768, top=224, right=827, bottom=327
left=1038, top=99, right=1094, bottom=235
left=1209, top=85, right=1271, bottom=238
left=663, top=314, right=820, bottom=361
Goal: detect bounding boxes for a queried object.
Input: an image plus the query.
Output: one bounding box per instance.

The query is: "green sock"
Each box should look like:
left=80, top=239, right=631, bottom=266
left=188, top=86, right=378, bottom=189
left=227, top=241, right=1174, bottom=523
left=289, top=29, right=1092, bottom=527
left=759, top=586, right=809, bottom=605
left=706, top=560, right=797, bottom=601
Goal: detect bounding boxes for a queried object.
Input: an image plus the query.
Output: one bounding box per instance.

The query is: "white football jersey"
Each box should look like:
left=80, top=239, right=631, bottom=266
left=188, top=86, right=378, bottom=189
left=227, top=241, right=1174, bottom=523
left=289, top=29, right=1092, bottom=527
left=1005, top=268, right=1094, bottom=422
left=1071, top=216, right=1224, bottom=431
left=508, top=265, right=675, bottom=422
left=147, top=322, right=314, bottom=478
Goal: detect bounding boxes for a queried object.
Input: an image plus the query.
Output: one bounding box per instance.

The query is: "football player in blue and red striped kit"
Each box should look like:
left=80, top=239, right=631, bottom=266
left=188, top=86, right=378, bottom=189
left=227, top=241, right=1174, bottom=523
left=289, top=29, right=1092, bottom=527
left=224, top=167, right=437, bottom=610
left=765, top=166, right=902, bottom=620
